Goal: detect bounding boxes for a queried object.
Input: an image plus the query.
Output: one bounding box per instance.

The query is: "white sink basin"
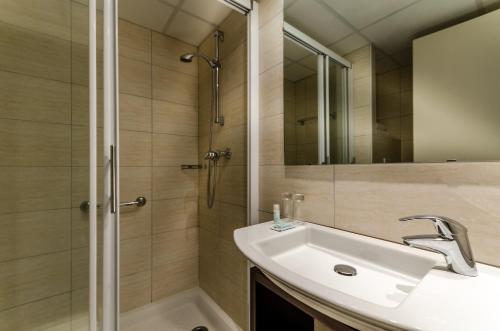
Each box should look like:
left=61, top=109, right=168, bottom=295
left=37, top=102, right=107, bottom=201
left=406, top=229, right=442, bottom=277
left=234, top=221, right=500, bottom=331
left=256, top=225, right=437, bottom=307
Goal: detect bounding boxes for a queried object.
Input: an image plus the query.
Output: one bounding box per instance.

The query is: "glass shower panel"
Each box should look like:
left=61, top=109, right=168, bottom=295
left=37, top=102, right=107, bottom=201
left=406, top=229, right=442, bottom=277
left=0, top=0, right=103, bottom=330
left=328, top=58, right=350, bottom=164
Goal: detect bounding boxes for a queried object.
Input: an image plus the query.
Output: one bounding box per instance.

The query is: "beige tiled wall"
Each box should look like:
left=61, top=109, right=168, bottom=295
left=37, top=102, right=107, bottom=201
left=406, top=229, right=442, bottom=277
left=258, top=0, right=500, bottom=272
left=0, top=0, right=73, bottom=329
left=198, top=11, right=248, bottom=330
left=334, top=163, right=500, bottom=267
left=0, top=1, right=199, bottom=329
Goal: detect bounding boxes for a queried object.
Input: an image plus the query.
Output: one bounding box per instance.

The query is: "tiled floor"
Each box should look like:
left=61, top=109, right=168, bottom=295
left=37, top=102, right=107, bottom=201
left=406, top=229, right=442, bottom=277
left=121, top=287, right=241, bottom=331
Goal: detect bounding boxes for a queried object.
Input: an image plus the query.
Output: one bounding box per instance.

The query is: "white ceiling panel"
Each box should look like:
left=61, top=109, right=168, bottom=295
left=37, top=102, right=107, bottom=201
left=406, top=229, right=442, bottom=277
left=287, top=0, right=495, bottom=61
left=361, top=0, right=478, bottom=54
left=113, top=0, right=238, bottom=46
left=286, top=0, right=353, bottom=45
left=322, top=0, right=419, bottom=29
left=329, top=33, right=368, bottom=55
left=182, top=0, right=231, bottom=25
left=118, top=0, right=174, bottom=33
left=165, top=11, right=214, bottom=45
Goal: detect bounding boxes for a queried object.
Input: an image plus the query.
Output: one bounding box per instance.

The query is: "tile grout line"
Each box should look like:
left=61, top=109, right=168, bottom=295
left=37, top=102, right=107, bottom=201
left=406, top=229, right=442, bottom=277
left=0, top=248, right=73, bottom=265
left=0, top=291, right=72, bottom=314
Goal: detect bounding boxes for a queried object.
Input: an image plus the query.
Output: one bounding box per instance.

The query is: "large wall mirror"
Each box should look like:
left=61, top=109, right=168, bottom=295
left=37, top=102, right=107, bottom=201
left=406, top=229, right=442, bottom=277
left=283, top=0, right=500, bottom=165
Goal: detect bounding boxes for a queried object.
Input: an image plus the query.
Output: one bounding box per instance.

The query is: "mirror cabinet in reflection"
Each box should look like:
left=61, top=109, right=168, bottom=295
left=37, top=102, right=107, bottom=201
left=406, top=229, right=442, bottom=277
left=283, top=0, right=500, bottom=165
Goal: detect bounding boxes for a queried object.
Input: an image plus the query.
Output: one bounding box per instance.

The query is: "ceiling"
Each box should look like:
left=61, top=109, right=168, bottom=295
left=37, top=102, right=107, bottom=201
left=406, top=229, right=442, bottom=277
left=284, top=0, right=500, bottom=66
left=85, top=0, right=232, bottom=46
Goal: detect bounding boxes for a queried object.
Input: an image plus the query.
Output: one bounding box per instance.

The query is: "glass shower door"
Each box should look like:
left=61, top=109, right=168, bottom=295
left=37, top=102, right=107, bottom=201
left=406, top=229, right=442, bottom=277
left=0, top=0, right=108, bottom=330
left=0, top=0, right=124, bottom=329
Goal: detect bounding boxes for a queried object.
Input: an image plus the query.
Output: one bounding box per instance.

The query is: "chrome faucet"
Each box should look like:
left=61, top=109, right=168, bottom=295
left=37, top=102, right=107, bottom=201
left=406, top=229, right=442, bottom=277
left=400, top=215, right=477, bottom=277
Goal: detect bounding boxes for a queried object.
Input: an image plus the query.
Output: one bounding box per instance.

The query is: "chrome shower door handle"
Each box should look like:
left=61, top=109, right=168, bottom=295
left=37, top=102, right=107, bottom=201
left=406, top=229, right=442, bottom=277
left=110, top=145, right=118, bottom=214
left=79, top=196, right=147, bottom=212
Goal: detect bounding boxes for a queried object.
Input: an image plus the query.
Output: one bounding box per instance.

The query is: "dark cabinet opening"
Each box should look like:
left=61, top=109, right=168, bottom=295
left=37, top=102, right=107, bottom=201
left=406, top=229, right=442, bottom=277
left=251, top=267, right=358, bottom=331
left=255, top=280, right=314, bottom=331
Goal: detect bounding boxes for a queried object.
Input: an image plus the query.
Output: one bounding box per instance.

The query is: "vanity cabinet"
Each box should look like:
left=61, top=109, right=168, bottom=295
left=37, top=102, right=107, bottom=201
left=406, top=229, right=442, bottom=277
left=251, top=267, right=358, bottom=331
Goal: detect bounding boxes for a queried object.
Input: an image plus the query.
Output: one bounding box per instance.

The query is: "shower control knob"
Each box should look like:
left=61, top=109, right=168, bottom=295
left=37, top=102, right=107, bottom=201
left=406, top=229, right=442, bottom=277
left=204, top=150, right=220, bottom=161
left=220, top=148, right=232, bottom=160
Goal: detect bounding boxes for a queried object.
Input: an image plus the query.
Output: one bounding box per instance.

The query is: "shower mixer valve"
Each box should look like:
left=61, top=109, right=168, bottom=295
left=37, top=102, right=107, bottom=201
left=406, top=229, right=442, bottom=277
left=204, top=148, right=232, bottom=161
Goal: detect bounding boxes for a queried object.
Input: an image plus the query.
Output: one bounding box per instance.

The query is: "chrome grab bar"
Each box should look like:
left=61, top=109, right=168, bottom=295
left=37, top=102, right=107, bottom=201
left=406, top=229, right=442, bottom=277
left=80, top=196, right=147, bottom=212
left=110, top=145, right=118, bottom=214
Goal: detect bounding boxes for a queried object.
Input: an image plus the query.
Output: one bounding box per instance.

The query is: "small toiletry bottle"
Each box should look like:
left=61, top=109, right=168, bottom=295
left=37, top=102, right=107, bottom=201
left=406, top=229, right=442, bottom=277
left=273, top=204, right=281, bottom=225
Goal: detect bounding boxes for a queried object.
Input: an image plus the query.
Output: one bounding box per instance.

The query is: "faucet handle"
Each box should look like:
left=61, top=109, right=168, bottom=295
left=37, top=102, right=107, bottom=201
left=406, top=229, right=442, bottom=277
left=399, top=215, right=468, bottom=240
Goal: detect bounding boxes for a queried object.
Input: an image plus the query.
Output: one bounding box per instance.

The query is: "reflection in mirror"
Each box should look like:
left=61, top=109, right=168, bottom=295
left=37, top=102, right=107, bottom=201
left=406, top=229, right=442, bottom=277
left=284, top=38, right=320, bottom=165
left=328, top=58, right=349, bottom=164
left=284, top=0, right=500, bottom=164
left=284, top=24, right=351, bottom=165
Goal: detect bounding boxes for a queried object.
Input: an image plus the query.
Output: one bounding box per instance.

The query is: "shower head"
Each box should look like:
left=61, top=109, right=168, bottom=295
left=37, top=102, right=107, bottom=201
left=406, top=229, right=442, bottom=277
left=180, top=53, right=194, bottom=63
left=179, top=53, right=219, bottom=68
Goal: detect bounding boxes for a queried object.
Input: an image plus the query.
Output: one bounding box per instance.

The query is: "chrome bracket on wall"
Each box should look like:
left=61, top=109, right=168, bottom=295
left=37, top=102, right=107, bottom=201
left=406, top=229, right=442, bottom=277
left=181, top=164, right=202, bottom=170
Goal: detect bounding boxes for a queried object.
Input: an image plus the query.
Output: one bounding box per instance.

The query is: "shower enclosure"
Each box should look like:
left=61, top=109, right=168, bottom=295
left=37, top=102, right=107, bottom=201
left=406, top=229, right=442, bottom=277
left=0, top=0, right=256, bottom=330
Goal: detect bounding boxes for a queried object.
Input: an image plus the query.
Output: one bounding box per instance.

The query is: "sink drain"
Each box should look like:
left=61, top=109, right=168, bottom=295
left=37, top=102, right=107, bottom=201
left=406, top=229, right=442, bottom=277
left=192, top=327, right=209, bottom=331
left=334, top=264, right=357, bottom=276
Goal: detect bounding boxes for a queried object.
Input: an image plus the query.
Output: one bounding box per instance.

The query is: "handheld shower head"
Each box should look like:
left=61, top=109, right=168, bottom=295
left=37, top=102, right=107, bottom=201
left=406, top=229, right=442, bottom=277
left=179, top=53, right=218, bottom=68
left=180, top=53, right=194, bottom=63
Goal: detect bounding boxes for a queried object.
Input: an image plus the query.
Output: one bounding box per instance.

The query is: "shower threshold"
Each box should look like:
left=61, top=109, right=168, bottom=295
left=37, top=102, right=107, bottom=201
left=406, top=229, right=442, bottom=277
left=121, top=287, right=242, bottom=331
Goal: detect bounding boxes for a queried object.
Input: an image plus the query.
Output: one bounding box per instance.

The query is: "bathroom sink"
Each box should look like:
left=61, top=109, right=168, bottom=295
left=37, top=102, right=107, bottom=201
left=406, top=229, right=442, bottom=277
left=234, top=221, right=500, bottom=331
left=254, top=224, right=438, bottom=308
